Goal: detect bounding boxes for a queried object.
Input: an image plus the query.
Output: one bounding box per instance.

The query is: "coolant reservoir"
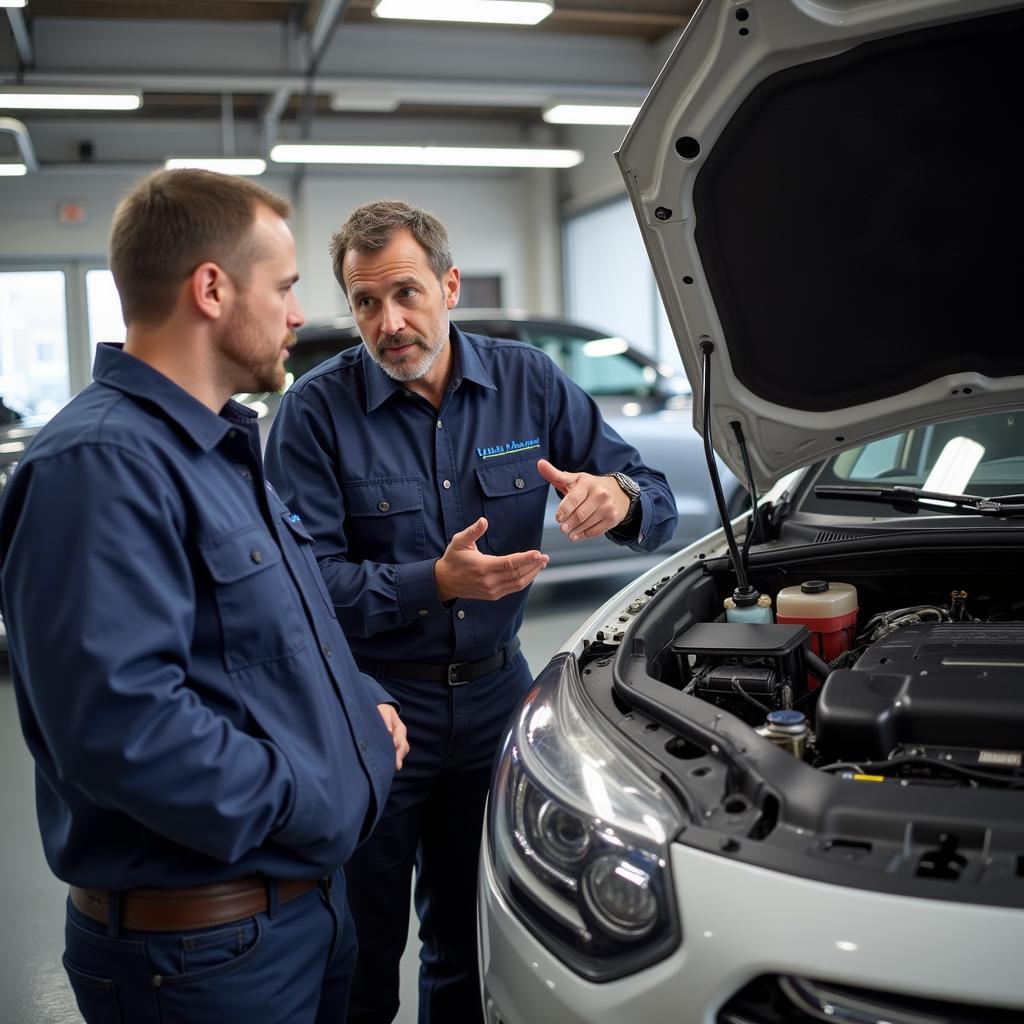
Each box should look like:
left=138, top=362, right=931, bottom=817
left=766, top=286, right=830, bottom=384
left=776, top=581, right=858, bottom=671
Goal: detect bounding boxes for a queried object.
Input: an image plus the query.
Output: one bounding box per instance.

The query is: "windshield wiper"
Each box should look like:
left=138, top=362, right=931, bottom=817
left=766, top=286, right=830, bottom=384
left=814, top=484, right=1024, bottom=517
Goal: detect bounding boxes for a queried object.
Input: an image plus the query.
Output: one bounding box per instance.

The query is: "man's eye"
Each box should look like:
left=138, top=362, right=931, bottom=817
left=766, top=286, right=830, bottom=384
left=400, top=288, right=417, bottom=299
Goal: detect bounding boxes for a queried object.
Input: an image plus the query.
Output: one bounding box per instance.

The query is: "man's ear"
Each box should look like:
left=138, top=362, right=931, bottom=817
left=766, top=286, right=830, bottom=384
left=189, top=261, right=232, bottom=321
left=443, top=265, right=460, bottom=310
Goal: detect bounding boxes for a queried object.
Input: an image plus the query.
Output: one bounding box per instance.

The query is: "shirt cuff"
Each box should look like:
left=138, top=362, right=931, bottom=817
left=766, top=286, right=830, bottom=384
left=395, top=557, right=447, bottom=622
left=270, top=755, right=318, bottom=849
left=363, top=673, right=398, bottom=708
left=608, top=491, right=652, bottom=546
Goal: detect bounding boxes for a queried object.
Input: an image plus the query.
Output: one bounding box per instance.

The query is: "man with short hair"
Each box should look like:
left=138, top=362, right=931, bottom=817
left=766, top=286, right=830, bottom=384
left=0, top=170, right=408, bottom=1024
left=264, top=199, right=677, bottom=1024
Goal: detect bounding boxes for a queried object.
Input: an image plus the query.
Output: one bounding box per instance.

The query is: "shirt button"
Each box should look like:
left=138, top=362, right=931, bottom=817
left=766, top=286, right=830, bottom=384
left=250, top=549, right=263, bottom=564
left=321, top=642, right=332, bottom=657
left=358, top=739, right=368, bottom=752
left=457, top=610, right=465, bottom=620
left=240, top=467, right=252, bottom=480
left=227, top=429, right=237, bottom=439
left=514, top=478, right=525, bottom=489
left=378, top=501, right=390, bottom=512
left=418, top=609, right=429, bottom=616
left=442, top=480, right=451, bottom=489
left=436, top=420, right=443, bottom=429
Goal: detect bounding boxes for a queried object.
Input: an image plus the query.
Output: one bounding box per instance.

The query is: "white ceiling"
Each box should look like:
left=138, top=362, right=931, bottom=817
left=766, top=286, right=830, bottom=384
left=0, top=1, right=696, bottom=171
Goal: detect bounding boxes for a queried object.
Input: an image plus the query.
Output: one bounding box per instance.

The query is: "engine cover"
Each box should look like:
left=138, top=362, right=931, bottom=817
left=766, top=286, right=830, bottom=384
left=816, top=622, right=1024, bottom=761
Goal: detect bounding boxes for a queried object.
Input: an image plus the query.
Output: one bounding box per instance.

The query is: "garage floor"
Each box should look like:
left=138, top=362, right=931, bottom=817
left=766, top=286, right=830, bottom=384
left=0, top=576, right=633, bottom=1024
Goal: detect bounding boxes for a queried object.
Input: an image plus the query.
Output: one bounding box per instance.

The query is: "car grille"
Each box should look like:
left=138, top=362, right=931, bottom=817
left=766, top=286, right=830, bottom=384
left=717, top=974, right=1019, bottom=1024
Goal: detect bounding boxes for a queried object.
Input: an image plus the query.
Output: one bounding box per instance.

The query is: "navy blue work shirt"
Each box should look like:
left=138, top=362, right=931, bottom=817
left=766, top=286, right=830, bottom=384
left=0, top=344, right=397, bottom=890
left=263, top=327, right=677, bottom=664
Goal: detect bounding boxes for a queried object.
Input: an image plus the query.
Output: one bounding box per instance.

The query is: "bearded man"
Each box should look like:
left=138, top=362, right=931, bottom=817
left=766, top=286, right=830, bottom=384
left=0, top=171, right=408, bottom=1024
left=264, top=199, right=677, bottom=1024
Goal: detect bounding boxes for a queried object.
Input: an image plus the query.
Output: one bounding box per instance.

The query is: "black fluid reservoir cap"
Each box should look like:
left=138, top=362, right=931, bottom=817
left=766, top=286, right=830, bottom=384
left=801, top=580, right=829, bottom=594
left=732, top=585, right=759, bottom=607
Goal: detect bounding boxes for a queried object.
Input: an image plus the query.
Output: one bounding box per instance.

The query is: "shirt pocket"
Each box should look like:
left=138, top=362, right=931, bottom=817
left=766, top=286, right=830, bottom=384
left=280, top=511, right=336, bottom=618
left=341, top=476, right=426, bottom=564
left=200, top=525, right=308, bottom=672
left=474, top=458, right=549, bottom=557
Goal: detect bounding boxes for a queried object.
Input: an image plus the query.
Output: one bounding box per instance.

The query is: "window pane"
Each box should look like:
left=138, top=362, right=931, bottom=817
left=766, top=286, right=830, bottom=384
left=0, top=271, right=69, bottom=417
left=86, top=269, right=126, bottom=351
left=519, top=326, right=654, bottom=397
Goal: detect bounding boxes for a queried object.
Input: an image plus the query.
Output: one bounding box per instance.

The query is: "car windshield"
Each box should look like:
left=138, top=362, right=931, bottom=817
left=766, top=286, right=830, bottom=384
left=807, top=410, right=1024, bottom=511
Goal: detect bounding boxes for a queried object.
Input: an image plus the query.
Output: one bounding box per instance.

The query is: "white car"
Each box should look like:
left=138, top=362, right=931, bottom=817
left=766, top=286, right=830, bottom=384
left=478, top=0, right=1024, bottom=1021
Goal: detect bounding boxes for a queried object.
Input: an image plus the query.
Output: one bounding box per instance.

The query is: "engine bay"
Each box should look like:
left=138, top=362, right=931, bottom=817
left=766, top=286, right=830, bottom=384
left=599, top=545, right=1024, bottom=796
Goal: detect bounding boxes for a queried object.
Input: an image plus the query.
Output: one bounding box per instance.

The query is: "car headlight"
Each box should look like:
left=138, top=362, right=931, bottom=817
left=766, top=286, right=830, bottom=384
left=488, top=653, right=685, bottom=981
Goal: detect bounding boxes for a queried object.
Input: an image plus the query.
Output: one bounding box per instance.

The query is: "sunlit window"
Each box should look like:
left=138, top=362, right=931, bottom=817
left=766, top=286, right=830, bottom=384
left=0, top=271, right=69, bottom=417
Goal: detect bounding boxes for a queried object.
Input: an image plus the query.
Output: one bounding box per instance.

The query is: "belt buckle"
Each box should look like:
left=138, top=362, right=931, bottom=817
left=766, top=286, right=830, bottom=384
left=446, top=661, right=471, bottom=686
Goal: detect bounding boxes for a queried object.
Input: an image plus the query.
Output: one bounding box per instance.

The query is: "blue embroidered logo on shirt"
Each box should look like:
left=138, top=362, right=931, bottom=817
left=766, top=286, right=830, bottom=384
left=476, top=437, right=541, bottom=459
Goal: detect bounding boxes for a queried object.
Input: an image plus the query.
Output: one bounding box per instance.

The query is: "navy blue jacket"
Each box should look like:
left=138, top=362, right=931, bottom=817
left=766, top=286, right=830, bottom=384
left=264, top=328, right=677, bottom=664
left=0, top=345, right=397, bottom=890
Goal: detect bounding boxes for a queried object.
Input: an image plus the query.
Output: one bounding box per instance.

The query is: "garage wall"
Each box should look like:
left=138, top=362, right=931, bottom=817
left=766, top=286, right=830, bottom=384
left=0, top=164, right=559, bottom=323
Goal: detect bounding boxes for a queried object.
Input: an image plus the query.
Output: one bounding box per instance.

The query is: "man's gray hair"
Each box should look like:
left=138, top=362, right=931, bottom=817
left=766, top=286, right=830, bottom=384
left=329, top=200, right=454, bottom=294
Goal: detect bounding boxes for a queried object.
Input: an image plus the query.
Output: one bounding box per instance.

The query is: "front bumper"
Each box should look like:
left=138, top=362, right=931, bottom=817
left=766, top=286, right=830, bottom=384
left=478, top=829, right=1023, bottom=1023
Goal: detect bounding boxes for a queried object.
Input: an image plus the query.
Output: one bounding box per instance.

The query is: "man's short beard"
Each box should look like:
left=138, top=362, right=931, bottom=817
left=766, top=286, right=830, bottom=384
left=372, top=333, right=444, bottom=383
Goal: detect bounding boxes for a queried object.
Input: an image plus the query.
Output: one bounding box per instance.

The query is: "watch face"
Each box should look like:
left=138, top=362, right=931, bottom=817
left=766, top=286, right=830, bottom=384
left=616, top=472, right=641, bottom=498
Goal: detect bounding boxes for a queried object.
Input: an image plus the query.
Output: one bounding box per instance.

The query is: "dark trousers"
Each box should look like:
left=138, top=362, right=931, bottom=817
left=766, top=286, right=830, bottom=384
left=346, top=652, right=533, bottom=1024
left=63, top=870, right=356, bottom=1024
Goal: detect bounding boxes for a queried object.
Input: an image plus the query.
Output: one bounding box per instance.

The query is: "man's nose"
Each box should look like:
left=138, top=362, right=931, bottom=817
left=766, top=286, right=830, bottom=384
left=288, top=293, right=306, bottom=329
left=380, top=299, right=405, bottom=336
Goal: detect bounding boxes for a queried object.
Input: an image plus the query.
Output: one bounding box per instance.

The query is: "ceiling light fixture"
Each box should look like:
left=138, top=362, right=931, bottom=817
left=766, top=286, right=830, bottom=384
left=0, top=86, right=142, bottom=111
left=543, top=103, right=640, bottom=126
left=270, top=143, right=581, bottom=169
left=372, top=0, right=553, bottom=27
left=0, top=1, right=27, bottom=7
left=164, top=157, right=267, bottom=176
left=0, top=163, right=27, bottom=176
left=329, top=88, right=401, bottom=113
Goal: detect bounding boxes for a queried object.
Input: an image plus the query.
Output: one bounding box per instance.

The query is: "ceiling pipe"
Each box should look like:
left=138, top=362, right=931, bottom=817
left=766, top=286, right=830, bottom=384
left=5, top=7, right=33, bottom=67
left=0, top=116, right=39, bottom=171
left=20, top=70, right=644, bottom=107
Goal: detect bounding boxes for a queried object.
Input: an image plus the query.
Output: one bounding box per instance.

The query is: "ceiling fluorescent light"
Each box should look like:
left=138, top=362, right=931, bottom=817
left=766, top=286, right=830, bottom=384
left=0, top=1, right=28, bottom=7
left=372, top=0, right=553, bottom=26
left=0, top=86, right=142, bottom=111
left=0, top=163, right=27, bottom=176
left=165, top=157, right=267, bottom=176
left=271, top=143, right=581, bottom=169
left=330, top=89, right=400, bottom=113
left=543, top=104, right=640, bottom=126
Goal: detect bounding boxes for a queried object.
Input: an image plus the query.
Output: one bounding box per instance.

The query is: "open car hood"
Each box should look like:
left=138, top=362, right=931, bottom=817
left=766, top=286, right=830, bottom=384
left=618, top=0, right=1024, bottom=491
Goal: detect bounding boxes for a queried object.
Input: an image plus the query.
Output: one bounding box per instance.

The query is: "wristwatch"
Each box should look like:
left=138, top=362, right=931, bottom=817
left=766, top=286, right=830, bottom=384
left=607, top=471, right=641, bottom=526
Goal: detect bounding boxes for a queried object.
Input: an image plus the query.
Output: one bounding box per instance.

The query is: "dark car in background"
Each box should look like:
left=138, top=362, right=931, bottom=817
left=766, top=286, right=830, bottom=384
left=243, top=310, right=743, bottom=583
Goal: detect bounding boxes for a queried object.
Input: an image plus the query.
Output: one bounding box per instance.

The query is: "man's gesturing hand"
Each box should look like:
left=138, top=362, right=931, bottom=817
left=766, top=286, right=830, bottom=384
left=434, top=517, right=548, bottom=602
left=537, top=458, right=631, bottom=542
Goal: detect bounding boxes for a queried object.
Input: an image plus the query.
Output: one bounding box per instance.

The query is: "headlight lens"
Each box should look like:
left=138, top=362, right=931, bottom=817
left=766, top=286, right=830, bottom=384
left=488, top=653, right=685, bottom=981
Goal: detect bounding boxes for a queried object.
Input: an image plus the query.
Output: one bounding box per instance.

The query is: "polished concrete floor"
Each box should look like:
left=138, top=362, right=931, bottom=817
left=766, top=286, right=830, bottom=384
left=0, top=575, right=632, bottom=1024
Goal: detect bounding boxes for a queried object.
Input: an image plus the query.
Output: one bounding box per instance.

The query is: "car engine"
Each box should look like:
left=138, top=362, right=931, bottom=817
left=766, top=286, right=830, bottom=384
left=670, top=586, right=1024, bottom=790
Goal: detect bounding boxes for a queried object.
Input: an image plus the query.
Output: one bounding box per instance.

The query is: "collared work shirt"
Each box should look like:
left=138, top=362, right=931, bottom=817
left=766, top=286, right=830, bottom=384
left=264, top=328, right=677, bottom=664
left=0, top=345, right=396, bottom=890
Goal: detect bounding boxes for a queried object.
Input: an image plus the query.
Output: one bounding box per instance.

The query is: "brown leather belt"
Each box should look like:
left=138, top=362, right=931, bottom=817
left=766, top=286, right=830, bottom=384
left=69, top=875, right=320, bottom=932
